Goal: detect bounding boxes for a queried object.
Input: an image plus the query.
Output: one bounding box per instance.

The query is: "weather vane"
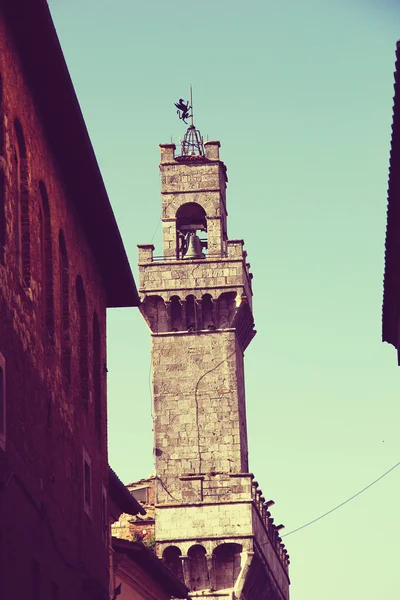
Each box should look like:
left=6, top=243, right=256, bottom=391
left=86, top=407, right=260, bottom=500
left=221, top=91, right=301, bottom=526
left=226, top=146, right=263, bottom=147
left=175, top=98, right=192, bottom=125
left=175, top=85, right=194, bottom=126
left=174, top=85, right=205, bottom=157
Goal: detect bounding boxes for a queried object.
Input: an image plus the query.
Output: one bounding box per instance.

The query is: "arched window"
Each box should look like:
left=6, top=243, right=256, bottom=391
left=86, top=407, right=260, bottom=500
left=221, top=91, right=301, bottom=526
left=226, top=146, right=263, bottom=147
left=176, top=202, right=207, bottom=259
left=76, top=276, right=89, bottom=407
left=0, top=74, right=4, bottom=155
left=0, top=75, right=4, bottom=263
left=39, top=182, right=54, bottom=340
left=162, top=546, right=184, bottom=583
left=188, top=545, right=210, bottom=591
left=213, top=543, right=242, bottom=591
left=59, top=231, right=71, bottom=382
left=0, top=169, right=4, bottom=265
left=14, top=119, right=30, bottom=285
left=93, top=312, right=101, bottom=443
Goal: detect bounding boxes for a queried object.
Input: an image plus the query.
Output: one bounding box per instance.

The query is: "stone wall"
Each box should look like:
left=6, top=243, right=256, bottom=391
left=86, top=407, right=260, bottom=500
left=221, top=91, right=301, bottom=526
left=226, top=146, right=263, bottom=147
left=152, top=330, right=249, bottom=491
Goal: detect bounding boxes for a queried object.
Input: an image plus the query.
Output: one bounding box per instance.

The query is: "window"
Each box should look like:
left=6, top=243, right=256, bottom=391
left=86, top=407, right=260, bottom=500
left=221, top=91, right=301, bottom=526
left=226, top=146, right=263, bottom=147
left=0, top=75, right=4, bottom=263
left=59, top=231, right=70, bottom=382
left=0, top=353, right=5, bottom=451
left=0, top=74, right=4, bottom=156
left=93, top=313, right=101, bottom=443
left=76, top=277, right=89, bottom=407
left=130, top=486, right=149, bottom=504
left=39, top=183, right=54, bottom=340
left=14, top=119, right=30, bottom=286
left=0, top=170, right=4, bottom=265
left=83, top=449, right=92, bottom=516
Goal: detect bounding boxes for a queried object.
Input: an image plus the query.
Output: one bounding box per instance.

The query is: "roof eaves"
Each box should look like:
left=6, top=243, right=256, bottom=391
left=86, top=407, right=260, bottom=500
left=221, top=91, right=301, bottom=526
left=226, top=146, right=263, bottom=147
left=108, top=467, right=146, bottom=516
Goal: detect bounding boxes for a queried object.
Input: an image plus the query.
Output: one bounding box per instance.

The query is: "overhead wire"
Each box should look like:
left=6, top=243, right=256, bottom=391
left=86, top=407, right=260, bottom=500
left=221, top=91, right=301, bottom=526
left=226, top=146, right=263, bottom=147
left=282, top=458, right=400, bottom=538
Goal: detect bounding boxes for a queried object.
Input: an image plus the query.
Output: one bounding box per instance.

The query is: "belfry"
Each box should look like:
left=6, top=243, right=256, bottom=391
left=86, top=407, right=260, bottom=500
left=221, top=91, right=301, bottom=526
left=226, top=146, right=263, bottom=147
left=137, top=119, right=290, bottom=600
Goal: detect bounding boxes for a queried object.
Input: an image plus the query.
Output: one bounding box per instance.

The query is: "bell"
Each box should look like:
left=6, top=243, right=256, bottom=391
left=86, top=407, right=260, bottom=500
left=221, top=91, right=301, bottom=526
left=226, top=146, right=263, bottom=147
left=183, top=232, right=204, bottom=259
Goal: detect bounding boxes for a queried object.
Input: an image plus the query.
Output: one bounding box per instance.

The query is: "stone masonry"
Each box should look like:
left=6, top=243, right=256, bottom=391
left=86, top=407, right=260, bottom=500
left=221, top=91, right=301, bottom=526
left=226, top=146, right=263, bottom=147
left=137, top=138, right=290, bottom=599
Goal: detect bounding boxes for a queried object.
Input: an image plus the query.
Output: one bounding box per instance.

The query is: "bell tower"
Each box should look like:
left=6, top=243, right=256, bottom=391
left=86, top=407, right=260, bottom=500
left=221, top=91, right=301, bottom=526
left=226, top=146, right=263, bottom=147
left=137, top=127, right=290, bottom=600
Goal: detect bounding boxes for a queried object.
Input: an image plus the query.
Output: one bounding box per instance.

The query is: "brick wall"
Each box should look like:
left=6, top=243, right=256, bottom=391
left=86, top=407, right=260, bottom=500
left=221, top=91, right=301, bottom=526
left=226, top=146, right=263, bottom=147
left=0, top=14, right=109, bottom=599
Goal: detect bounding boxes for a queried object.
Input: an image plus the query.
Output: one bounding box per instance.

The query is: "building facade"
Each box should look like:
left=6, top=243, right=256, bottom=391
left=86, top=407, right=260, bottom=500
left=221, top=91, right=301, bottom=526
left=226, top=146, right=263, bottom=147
left=0, top=1, right=139, bottom=598
left=137, top=133, right=290, bottom=600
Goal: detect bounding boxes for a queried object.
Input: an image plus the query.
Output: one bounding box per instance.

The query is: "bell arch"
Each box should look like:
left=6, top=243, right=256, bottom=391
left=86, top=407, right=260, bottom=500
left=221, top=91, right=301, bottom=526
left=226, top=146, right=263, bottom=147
left=176, top=202, right=207, bottom=259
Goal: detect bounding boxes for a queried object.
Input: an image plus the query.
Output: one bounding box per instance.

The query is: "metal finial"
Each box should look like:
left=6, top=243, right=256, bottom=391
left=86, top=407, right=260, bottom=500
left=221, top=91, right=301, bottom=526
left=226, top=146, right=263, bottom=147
left=174, top=86, right=204, bottom=157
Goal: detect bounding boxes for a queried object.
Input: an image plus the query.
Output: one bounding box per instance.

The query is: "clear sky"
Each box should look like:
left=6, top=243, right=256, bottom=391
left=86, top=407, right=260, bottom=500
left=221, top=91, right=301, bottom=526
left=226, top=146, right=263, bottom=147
left=48, top=1, right=399, bottom=598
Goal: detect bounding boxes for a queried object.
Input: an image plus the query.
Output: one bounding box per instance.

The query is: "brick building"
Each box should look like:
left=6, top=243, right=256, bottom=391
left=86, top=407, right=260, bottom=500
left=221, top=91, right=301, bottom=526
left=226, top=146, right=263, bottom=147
left=134, top=128, right=290, bottom=599
left=383, top=40, right=400, bottom=357
left=0, top=1, right=139, bottom=598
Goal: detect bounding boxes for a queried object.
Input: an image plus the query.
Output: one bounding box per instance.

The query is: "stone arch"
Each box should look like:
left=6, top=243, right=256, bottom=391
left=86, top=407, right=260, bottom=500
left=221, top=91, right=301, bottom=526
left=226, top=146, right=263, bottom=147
left=213, top=543, right=242, bottom=591
left=202, top=293, right=215, bottom=330
left=188, top=544, right=210, bottom=591
left=162, top=545, right=184, bottom=583
left=0, top=74, right=4, bottom=263
left=217, top=291, right=237, bottom=328
left=170, top=295, right=183, bottom=331
left=176, top=202, right=207, bottom=259
left=59, top=230, right=71, bottom=383
left=76, top=276, right=89, bottom=407
left=185, top=294, right=197, bottom=330
left=0, top=73, right=3, bottom=155
left=142, top=295, right=168, bottom=333
left=14, top=118, right=30, bottom=285
left=38, top=182, right=54, bottom=340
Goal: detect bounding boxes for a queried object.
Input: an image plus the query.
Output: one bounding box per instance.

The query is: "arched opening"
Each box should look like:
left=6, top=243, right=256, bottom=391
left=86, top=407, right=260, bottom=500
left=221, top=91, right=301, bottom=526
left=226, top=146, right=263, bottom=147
left=0, top=169, right=4, bottom=265
left=202, top=294, right=215, bottom=330
left=0, top=74, right=4, bottom=155
left=39, top=182, right=54, bottom=341
left=185, top=294, right=196, bottom=331
left=170, top=295, right=183, bottom=331
left=213, top=543, right=242, bottom=591
left=176, top=202, right=207, bottom=259
left=0, top=76, right=4, bottom=263
left=14, top=118, right=30, bottom=285
left=142, top=295, right=168, bottom=332
left=217, top=292, right=237, bottom=329
left=93, top=313, right=102, bottom=445
left=76, top=276, right=89, bottom=407
left=188, top=544, right=209, bottom=591
left=162, top=546, right=184, bottom=583
left=59, top=231, right=71, bottom=383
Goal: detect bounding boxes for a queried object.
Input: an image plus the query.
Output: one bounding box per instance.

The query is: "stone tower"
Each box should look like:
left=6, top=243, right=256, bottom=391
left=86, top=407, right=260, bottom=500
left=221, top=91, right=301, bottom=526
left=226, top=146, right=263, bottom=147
left=137, top=133, right=290, bottom=600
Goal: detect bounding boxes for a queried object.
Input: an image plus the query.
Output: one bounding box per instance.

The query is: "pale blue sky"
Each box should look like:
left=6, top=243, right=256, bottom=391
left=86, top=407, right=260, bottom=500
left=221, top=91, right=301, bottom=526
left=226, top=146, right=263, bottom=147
left=48, top=1, right=399, bottom=598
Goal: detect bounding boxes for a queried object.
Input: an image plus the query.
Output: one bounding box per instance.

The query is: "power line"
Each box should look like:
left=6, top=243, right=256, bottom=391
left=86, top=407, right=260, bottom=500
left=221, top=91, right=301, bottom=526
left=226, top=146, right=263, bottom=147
left=282, top=459, right=400, bottom=538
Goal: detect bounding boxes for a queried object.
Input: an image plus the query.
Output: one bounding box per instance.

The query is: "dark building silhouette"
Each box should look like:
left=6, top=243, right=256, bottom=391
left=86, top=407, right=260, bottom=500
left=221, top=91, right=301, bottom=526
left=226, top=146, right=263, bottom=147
left=0, top=1, right=139, bottom=598
left=383, top=41, right=400, bottom=360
